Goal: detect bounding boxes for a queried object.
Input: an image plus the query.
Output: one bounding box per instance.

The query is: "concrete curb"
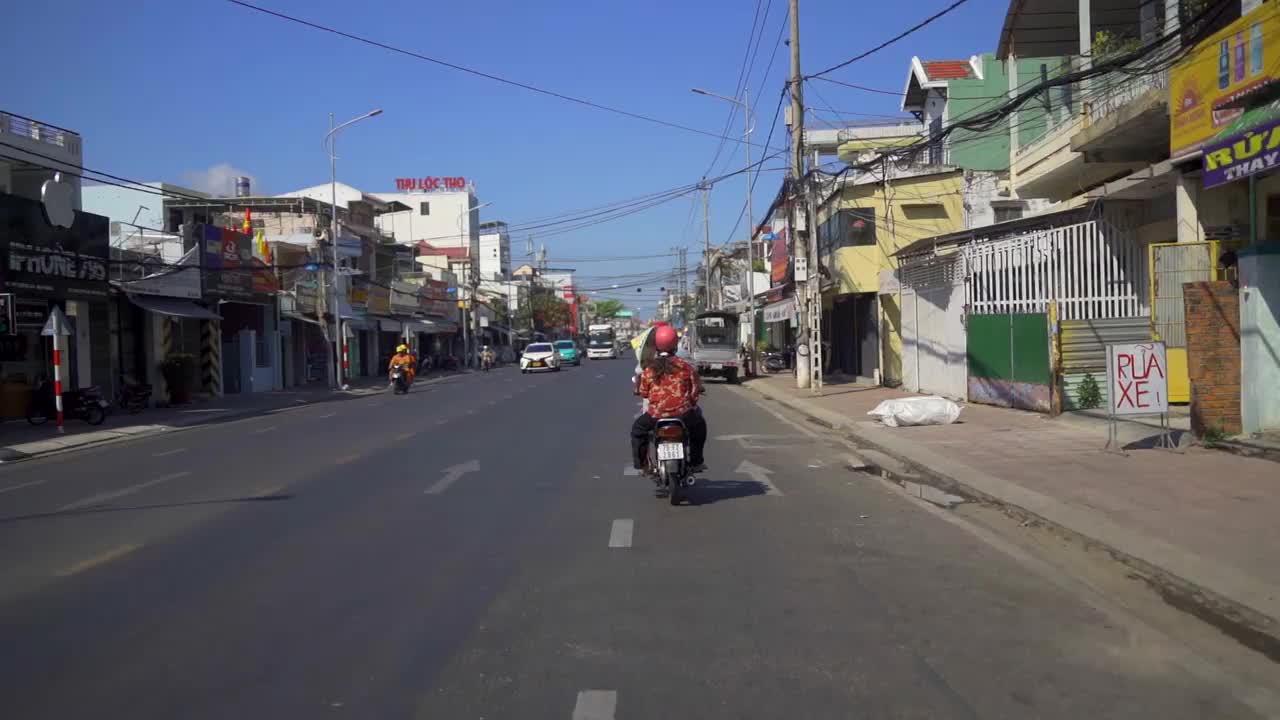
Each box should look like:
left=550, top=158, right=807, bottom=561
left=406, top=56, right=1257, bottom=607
left=739, top=379, right=1280, bottom=660
left=0, top=374, right=462, bottom=465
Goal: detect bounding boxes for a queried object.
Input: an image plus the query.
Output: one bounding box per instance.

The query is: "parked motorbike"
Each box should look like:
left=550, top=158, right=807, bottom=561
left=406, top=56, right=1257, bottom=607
left=647, top=417, right=696, bottom=505
left=390, top=363, right=411, bottom=394
left=763, top=349, right=787, bottom=374
left=27, top=380, right=108, bottom=426
left=117, top=378, right=153, bottom=413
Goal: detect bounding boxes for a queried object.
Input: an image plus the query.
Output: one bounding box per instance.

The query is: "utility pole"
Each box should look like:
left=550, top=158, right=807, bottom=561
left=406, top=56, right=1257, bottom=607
left=743, top=86, right=758, bottom=377
left=701, top=180, right=712, bottom=311
left=788, top=0, right=814, bottom=390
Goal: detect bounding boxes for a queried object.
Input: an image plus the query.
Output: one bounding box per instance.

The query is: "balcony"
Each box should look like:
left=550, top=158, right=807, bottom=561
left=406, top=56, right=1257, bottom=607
left=1070, top=64, right=1170, bottom=165
left=0, top=110, right=83, bottom=206
left=1012, top=99, right=1142, bottom=201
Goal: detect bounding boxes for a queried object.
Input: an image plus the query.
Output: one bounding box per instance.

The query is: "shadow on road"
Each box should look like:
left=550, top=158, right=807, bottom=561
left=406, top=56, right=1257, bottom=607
left=0, top=494, right=293, bottom=524
left=686, top=479, right=768, bottom=506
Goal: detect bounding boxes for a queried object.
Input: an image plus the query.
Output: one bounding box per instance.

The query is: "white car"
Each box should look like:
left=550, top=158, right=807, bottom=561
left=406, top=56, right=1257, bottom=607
left=520, top=342, right=562, bottom=373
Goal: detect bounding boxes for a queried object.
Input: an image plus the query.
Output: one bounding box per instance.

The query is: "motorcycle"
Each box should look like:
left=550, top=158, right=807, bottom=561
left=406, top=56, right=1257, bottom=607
left=389, top=363, right=411, bottom=394
left=117, top=378, right=153, bottom=413
left=763, top=349, right=787, bottom=374
left=481, top=353, right=494, bottom=372
left=647, top=417, right=696, bottom=505
left=27, top=380, right=108, bottom=426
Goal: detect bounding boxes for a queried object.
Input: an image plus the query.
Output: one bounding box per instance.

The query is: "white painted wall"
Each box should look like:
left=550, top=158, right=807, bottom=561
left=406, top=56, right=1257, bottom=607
left=1240, top=252, right=1280, bottom=433
left=478, top=230, right=510, bottom=281
left=373, top=190, right=478, bottom=250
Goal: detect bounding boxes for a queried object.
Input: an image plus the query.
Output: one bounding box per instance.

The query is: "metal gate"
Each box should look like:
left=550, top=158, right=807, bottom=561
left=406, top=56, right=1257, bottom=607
left=1149, top=240, right=1240, bottom=403
left=900, top=255, right=967, bottom=399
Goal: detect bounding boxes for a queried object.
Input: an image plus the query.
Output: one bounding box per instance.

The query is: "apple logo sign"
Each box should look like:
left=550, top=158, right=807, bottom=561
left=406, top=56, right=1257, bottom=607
left=41, top=172, right=75, bottom=229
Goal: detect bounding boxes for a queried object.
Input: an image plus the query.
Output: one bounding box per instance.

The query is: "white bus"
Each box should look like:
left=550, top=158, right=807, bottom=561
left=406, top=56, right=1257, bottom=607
left=586, top=324, right=618, bottom=359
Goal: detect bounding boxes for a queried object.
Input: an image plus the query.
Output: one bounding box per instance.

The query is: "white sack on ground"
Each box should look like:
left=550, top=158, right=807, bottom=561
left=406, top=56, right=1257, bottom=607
left=867, top=396, right=962, bottom=427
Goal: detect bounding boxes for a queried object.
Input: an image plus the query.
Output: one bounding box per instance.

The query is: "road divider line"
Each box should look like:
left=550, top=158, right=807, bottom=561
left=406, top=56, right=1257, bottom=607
left=572, top=690, right=617, bottom=720
left=317, top=412, right=337, bottom=419
left=152, top=447, right=188, bottom=458
left=395, top=431, right=416, bottom=442
left=57, top=543, right=143, bottom=577
left=251, top=426, right=277, bottom=435
left=255, top=484, right=286, bottom=497
left=608, top=519, right=633, bottom=548
left=735, top=460, right=782, bottom=496
left=335, top=453, right=362, bottom=465
left=59, top=471, right=191, bottom=512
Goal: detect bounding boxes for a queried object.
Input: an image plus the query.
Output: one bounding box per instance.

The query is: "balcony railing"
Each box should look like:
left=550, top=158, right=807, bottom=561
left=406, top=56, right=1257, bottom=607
left=1086, top=65, right=1170, bottom=125
left=0, top=111, right=82, bottom=156
left=836, top=120, right=927, bottom=144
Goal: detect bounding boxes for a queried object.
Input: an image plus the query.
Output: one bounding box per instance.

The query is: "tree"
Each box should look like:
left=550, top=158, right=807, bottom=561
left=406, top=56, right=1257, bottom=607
left=588, top=298, right=624, bottom=321
left=515, top=290, right=571, bottom=332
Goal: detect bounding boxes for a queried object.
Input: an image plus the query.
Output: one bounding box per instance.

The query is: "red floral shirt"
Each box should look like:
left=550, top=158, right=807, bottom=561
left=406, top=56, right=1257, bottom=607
left=638, top=357, right=702, bottom=418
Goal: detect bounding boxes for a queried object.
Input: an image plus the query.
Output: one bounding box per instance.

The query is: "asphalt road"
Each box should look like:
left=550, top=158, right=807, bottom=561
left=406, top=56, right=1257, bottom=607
left=0, top=359, right=1275, bottom=718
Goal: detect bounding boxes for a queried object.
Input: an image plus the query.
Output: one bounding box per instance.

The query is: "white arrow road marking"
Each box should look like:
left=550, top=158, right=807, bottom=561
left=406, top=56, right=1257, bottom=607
left=59, top=471, right=191, bottom=511
left=735, top=460, right=782, bottom=496
left=573, top=690, right=617, bottom=720
left=622, top=464, right=641, bottom=477
left=152, top=447, right=187, bottom=458
left=425, top=459, right=480, bottom=495
left=608, top=519, right=633, bottom=548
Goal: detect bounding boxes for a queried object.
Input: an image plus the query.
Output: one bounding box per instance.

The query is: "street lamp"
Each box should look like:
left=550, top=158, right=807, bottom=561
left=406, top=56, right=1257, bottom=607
left=692, top=87, right=757, bottom=373
left=323, top=108, right=382, bottom=390
left=458, top=200, right=493, bottom=367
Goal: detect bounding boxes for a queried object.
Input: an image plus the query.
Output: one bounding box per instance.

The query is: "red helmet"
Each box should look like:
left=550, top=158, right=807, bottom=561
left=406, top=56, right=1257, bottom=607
left=654, top=325, right=679, bottom=353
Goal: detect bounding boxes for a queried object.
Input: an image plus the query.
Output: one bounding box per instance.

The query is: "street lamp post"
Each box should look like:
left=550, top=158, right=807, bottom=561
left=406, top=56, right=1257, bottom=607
left=324, top=108, right=382, bottom=390
left=692, top=87, right=757, bottom=373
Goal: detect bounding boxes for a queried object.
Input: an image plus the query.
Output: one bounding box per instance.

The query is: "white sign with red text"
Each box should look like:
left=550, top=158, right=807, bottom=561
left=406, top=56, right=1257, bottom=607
left=1106, top=342, right=1168, bottom=416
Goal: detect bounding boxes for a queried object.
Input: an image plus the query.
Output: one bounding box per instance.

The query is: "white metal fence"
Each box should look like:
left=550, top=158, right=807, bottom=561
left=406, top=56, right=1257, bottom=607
left=962, top=220, right=1145, bottom=321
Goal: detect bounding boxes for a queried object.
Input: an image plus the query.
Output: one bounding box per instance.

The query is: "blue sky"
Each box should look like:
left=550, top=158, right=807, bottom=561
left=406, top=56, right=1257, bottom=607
left=7, top=0, right=1008, bottom=315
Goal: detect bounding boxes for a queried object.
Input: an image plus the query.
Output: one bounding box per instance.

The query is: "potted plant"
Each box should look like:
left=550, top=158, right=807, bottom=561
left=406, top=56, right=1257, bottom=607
left=159, top=354, right=196, bottom=405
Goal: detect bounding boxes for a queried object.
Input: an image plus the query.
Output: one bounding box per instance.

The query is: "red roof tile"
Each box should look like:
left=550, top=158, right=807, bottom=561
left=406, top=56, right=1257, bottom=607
left=416, top=241, right=469, bottom=258
left=922, top=60, right=973, bottom=81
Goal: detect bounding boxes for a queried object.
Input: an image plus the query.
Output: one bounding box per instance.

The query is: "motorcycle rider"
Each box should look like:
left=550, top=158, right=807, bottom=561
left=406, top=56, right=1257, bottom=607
left=481, top=345, right=495, bottom=370
left=631, top=324, right=707, bottom=473
left=388, top=344, right=417, bottom=386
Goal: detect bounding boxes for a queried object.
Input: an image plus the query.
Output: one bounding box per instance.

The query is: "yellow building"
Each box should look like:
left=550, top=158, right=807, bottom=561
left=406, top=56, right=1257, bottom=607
left=815, top=168, right=965, bottom=384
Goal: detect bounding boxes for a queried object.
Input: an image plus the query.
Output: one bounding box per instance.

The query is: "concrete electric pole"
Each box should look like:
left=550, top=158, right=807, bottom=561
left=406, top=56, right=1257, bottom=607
left=788, top=0, right=815, bottom=390
left=702, top=180, right=712, bottom=311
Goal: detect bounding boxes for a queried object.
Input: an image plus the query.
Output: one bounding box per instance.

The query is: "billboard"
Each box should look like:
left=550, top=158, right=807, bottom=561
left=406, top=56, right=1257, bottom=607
left=1170, top=3, right=1280, bottom=157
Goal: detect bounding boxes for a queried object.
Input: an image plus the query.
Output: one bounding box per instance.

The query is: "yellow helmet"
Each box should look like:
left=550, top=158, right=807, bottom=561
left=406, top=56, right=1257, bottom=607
left=396, top=344, right=409, bottom=353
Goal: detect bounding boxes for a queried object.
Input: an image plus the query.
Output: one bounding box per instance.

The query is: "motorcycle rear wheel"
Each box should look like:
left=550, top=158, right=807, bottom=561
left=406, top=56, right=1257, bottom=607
left=85, top=405, right=106, bottom=426
left=26, top=408, right=49, bottom=426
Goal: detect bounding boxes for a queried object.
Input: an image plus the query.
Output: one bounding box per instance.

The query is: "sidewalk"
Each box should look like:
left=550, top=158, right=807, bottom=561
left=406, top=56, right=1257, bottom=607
left=0, top=371, right=466, bottom=464
left=741, top=373, right=1280, bottom=653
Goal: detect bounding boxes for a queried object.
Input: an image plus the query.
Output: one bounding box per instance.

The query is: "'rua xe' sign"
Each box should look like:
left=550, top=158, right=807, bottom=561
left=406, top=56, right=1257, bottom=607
left=395, top=177, right=468, bottom=192
left=1106, top=342, right=1168, bottom=416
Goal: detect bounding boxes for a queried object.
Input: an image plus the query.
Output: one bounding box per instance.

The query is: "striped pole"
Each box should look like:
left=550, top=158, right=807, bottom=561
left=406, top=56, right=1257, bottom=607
left=52, top=335, right=65, bottom=432
left=341, top=331, right=350, bottom=387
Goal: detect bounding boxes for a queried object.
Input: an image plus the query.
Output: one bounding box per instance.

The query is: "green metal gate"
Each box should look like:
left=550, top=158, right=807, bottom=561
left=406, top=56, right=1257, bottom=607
left=966, top=312, right=1051, bottom=411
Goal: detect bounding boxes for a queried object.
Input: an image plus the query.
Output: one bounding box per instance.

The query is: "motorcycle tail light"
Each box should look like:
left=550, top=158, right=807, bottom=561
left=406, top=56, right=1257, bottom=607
left=656, top=426, right=684, bottom=440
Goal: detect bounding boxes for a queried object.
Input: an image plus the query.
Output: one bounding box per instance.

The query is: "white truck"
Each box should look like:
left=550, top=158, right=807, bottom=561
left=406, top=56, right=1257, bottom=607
left=687, top=312, right=741, bottom=383
left=586, top=324, right=619, bottom=359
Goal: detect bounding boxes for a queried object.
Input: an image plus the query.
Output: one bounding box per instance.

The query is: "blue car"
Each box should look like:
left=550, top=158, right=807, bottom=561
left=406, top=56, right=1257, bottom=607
left=554, top=340, right=581, bottom=366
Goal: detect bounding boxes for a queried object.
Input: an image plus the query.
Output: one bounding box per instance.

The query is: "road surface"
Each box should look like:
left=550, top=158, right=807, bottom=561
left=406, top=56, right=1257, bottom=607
left=0, top=360, right=1275, bottom=718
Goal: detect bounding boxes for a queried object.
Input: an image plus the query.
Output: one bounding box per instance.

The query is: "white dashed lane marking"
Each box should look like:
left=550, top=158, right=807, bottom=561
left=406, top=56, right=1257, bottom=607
left=572, top=690, right=617, bottom=720
left=608, top=519, right=633, bottom=548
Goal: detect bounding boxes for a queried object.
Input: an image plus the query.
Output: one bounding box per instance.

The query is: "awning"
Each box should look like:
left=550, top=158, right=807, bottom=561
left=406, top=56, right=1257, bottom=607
left=377, top=318, right=402, bottom=332
left=762, top=297, right=796, bottom=324
left=283, top=312, right=323, bottom=327
left=127, top=294, right=221, bottom=320
left=342, top=316, right=373, bottom=331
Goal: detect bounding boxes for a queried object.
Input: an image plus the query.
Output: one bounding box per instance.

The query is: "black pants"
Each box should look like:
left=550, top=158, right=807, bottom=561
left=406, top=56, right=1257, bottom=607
left=632, top=408, right=707, bottom=468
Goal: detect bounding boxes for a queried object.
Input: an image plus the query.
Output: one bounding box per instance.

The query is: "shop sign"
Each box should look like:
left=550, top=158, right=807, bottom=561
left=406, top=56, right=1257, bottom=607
left=1106, top=342, right=1168, bottom=416
left=1170, top=3, right=1280, bottom=156
left=0, top=192, right=109, bottom=300
left=367, top=284, right=391, bottom=315
left=763, top=297, right=796, bottom=324
left=194, top=225, right=275, bottom=303
left=1202, top=115, right=1280, bottom=188
left=769, top=228, right=789, bottom=286
left=394, top=177, right=468, bottom=192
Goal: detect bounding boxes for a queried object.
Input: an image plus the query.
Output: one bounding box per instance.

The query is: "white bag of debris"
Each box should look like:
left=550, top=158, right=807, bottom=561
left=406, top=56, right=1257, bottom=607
left=867, top=396, right=962, bottom=427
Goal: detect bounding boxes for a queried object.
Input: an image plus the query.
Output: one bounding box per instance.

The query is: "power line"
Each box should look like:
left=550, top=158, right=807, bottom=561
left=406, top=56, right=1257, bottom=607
left=806, top=0, right=973, bottom=79
left=226, top=0, right=779, bottom=151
